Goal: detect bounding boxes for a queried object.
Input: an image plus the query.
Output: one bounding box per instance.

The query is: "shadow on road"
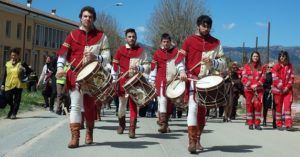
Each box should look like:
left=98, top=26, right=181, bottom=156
left=16, top=116, right=57, bottom=119
left=82, top=141, right=159, bottom=149
left=204, top=145, right=262, bottom=153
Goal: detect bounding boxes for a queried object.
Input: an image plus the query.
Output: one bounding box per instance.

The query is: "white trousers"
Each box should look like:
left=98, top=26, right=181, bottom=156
left=118, top=96, right=128, bottom=118
left=187, top=81, right=198, bottom=126
left=157, top=85, right=167, bottom=113
left=69, top=84, right=84, bottom=123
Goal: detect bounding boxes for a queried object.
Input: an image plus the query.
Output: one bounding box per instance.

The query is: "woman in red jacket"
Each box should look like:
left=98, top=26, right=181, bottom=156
left=241, top=51, right=265, bottom=130
left=271, top=50, right=294, bottom=131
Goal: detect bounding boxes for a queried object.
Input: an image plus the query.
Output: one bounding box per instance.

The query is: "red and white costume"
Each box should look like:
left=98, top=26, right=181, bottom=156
left=57, top=28, right=110, bottom=124
left=271, top=63, right=294, bottom=127
left=241, top=63, right=265, bottom=126
left=111, top=44, right=148, bottom=122
left=149, top=46, right=178, bottom=114
left=175, top=34, right=225, bottom=127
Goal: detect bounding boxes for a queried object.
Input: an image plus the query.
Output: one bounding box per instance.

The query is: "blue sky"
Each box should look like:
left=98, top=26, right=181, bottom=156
left=13, top=0, right=300, bottom=47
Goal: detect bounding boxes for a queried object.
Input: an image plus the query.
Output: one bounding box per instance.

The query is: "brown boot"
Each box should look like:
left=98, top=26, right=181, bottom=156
left=80, top=112, right=85, bottom=129
left=196, top=125, right=204, bottom=151
left=188, top=126, right=197, bottom=154
left=129, top=119, right=137, bottom=138
left=117, top=116, right=126, bottom=134
left=158, top=113, right=168, bottom=133
left=156, top=112, right=162, bottom=126
left=68, top=123, right=81, bottom=148
left=85, top=121, right=94, bottom=144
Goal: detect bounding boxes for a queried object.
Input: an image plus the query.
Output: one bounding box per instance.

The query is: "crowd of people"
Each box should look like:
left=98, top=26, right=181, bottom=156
left=0, top=5, right=295, bottom=154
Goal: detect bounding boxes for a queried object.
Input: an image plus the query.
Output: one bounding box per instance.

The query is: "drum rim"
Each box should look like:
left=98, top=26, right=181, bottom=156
left=123, top=73, right=142, bottom=87
left=166, top=80, right=185, bottom=98
left=196, top=75, right=224, bottom=89
left=76, top=61, right=101, bottom=81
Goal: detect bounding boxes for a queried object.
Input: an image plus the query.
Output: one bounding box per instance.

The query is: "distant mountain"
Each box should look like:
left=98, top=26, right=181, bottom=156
left=224, top=46, right=300, bottom=74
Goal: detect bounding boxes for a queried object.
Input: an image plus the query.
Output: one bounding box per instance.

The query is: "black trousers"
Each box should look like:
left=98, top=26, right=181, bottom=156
left=5, top=87, right=23, bottom=117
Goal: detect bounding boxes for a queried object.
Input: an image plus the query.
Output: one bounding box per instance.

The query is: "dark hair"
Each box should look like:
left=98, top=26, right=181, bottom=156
left=278, top=50, right=290, bottom=64
left=10, top=48, right=20, bottom=55
left=161, top=33, right=171, bottom=41
left=196, top=15, right=212, bottom=28
left=250, top=51, right=262, bottom=65
left=79, top=6, right=96, bottom=21
left=125, top=28, right=136, bottom=36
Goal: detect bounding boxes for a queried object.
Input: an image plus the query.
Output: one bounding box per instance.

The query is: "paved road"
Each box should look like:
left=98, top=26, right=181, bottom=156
left=0, top=108, right=299, bottom=157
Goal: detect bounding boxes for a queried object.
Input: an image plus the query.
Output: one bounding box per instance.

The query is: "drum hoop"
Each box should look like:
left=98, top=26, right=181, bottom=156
left=196, top=81, right=224, bottom=92
left=124, top=73, right=142, bottom=87
left=166, top=80, right=185, bottom=98
left=76, top=61, right=101, bottom=82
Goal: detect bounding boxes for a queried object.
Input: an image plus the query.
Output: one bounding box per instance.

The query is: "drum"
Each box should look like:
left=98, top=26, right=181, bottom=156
left=166, top=79, right=185, bottom=108
left=195, top=75, right=227, bottom=109
left=76, top=61, right=115, bottom=103
left=123, top=73, right=156, bottom=107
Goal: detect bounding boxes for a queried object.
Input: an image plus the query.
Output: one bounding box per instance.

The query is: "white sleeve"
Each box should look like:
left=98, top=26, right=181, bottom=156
left=176, top=59, right=186, bottom=73
left=212, top=45, right=226, bottom=71
left=111, top=66, right=119, bottom=81
left=149, top=65, right=157, bottom=83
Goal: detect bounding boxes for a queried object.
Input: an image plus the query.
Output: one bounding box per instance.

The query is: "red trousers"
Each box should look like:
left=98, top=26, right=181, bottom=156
left=245, top=91, right=263, bottom=125
left=273, top=90, right=293, bottom=127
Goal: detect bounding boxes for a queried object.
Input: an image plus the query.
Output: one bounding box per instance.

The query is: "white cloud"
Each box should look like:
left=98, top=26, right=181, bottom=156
left=136, top=26, right=147, bottom=32
left=222, top=23, right=236, bottom=30
left=256, top=22, right=268, bottom=28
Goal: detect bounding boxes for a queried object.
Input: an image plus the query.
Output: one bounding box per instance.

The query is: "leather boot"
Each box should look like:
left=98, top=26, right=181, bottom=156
left=156, top=112, right=162, bottom=126
left=85, top=121, right=94, bottom=144
left=188, top=126, right=197, bottom=154
left=68, top=123, right=81, bottom=148
left=80, top=112, right=85, bottom=129
left=158, top=113, right=168, bottom=133
left=196, top=125, right=204, bottom=151
left=117, top=116, right=126, bottom=134
left=129, top=119, right=137, bottom=138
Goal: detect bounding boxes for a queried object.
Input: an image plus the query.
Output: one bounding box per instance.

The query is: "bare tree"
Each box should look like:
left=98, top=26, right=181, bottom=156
left=94, top=11, right=122, bottom=56
left=147, top=0, right=208, bottom=48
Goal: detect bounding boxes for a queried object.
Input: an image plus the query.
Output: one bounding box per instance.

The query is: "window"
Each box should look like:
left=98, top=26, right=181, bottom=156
left=35, top=25, right=40, bottom=45
left=3, top=46, right=10, bottom=66
left=17, top=23, right=22, bottom=39
left=5, top=21, right=11, bottom=37
left=27, top=26, right=32, bottom=41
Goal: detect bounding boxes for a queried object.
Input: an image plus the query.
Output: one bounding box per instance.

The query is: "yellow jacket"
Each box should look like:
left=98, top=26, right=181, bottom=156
left=4, top=61, right=26, bottom=91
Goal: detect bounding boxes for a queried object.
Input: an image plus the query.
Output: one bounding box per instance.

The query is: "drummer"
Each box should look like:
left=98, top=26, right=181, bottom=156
left=149, top=33, right=178, bottom=133
left=56, top=6, right=111, bottom=148
left=175, top=15, right=226, bottom=153
left=111, top=28, right=149, bottom=138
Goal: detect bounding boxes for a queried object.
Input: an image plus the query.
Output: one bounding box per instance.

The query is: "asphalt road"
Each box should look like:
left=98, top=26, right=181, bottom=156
left=0, top=108, right=299, bottom=157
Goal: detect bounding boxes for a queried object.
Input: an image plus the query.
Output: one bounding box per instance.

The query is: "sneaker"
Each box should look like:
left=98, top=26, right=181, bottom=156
left=10, top=115, right=16, bottom=119
left=249, top=125, right=254, bottom=130
left=255, top=125, right=262, bottom=130
left=286, top=127, right=294, bottom=131
left=277, top=127, right=284, bottom=131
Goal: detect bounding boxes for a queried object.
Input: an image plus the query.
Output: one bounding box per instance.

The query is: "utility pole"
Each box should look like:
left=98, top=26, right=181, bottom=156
left=267, top=21, right=271, bottom=63
left=242, top=42, right=245, bottom=65
left=255, top=36, right=258, bottom=52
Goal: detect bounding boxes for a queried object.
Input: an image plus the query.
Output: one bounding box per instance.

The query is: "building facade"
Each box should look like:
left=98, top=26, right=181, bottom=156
left=0, top=0, right=78, bottom=76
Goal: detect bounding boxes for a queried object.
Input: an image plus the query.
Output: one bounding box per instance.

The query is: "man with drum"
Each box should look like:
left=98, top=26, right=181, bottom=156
left=56, top=6, right=111, bottom=148
left=149, top=33, right=178, bottom=133
left=112, top=28, right=150, bottom=138
left=175, top=15, right=226, bottom=153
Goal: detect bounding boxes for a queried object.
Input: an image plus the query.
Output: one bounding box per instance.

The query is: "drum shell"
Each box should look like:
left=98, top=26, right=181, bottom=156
left=123, top=73, right=156, bottom=107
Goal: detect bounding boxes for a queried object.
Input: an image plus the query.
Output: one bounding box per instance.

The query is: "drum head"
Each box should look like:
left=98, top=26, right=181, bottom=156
left=124, top=73, right=141, bottom=87
left=166, top=80, right=185, bottom=98
left=76, top=61, right=99, bottom=81
left=196, top=75, right=223, bottom=89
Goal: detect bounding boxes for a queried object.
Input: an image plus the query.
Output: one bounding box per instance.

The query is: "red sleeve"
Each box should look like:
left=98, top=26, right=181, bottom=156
left=286, top=65, right=294, bottom=89
left=241, top=64, right=252, bottom=88
left=150, top=52, right=158, bottom=71
left=272, top=64, right=283, bottom=90
left=112, top=48, right=121, bottom=71
left=175, top=40, right=188, bottom=64
left=57, top=34, right=72, bottom=56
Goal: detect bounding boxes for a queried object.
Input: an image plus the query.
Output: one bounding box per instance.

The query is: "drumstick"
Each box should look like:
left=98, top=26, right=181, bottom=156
left=115, top=70, right=129, bottom=83
left=73, top=58, right=83, bottom=72
left=173, top=80, right=182, bottom=90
